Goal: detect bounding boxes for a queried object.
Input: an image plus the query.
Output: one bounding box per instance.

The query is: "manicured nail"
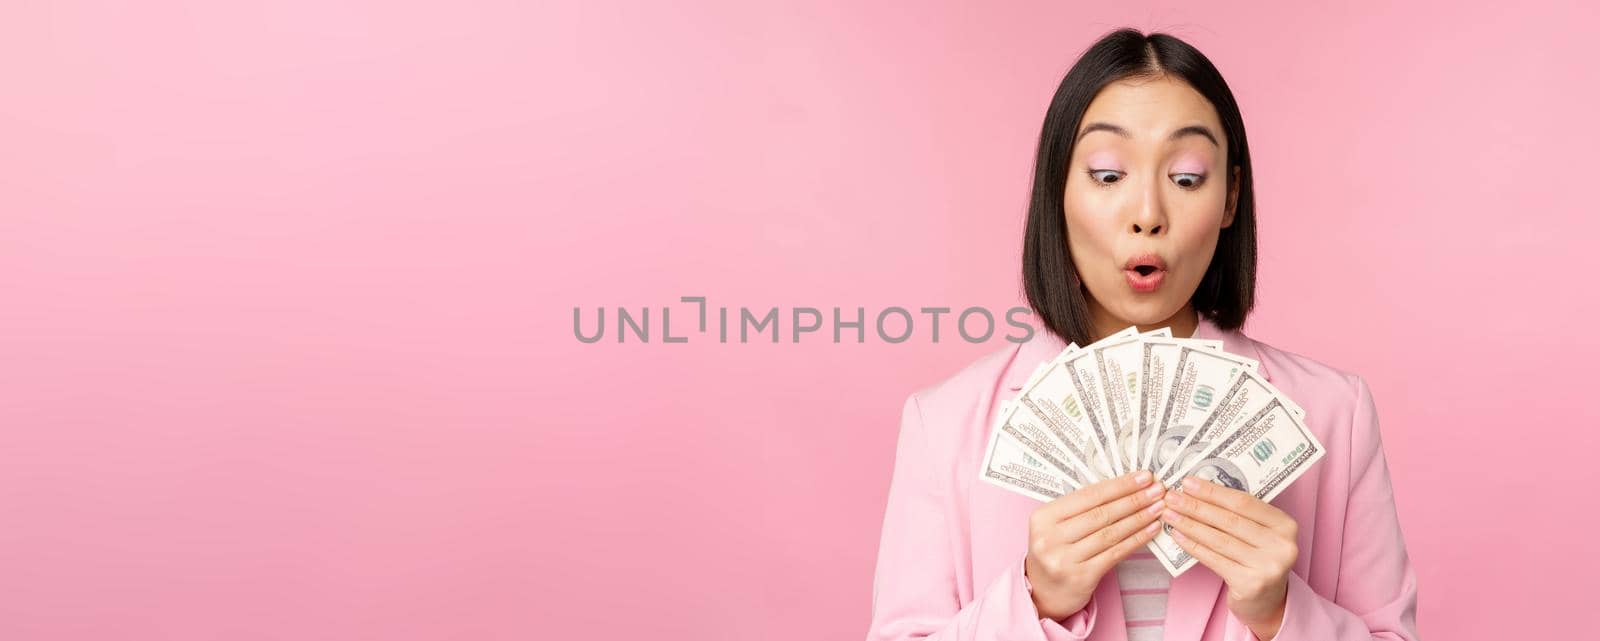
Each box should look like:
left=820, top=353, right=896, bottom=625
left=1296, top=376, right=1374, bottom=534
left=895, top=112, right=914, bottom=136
left=1144, top=521, right=1161, bottom=535
left=1181, top=476, right=1199, bottom=492
left=1162, top=509, right=1180, bottom=522
left=1135, top=470, right=1152, bottom=485
left=1173, top=530, right=1189, bottom=543
left=1143, top=483, right=1164, bottom=500
left=1146, top=500, right=1165, bottom=515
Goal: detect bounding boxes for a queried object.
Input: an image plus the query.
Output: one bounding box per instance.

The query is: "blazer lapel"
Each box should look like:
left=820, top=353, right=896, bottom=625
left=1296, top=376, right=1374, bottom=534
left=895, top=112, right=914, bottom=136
left=1159, top=565, right=1224, bottom=641
left=1092, top=570, right=1130, bottom=641
left=1005, top=326, right=1067, bottom=391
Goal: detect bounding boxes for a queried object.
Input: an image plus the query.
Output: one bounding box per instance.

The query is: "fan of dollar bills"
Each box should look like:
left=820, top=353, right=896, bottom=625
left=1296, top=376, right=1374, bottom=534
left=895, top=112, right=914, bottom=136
left=978, top=324, right=1325, bottom=576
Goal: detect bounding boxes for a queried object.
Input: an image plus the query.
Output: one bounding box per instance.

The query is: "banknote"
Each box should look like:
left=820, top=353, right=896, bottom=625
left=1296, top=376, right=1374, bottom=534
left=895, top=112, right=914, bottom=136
left=1146, top=396, right=1326, bottom=575
left=1134, top=337, right=1224, bottom=471
left=996, top=344, right=1097, bottom=483
left=1149, top=346, right=1260, bottom=480
left=1014, top=362, right=1118, bottom=481
left=978, top=428, right=1080, bottom=501
left=1009, top=326, right=1139, bottom=480
left=994, top=398, right=1094, bottom=489
left=1154, top=369, right=1305, bottom=486
left=1088, top=328, right=1171, bottom=473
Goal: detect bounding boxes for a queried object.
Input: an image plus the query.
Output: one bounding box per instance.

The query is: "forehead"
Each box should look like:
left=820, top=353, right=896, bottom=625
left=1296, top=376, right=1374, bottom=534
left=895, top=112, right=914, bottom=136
left=1078, top=75, right=1224, bottom=145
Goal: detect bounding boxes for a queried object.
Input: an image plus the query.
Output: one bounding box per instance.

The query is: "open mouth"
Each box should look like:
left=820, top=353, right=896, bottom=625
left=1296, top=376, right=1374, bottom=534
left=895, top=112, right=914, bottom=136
left=1124, top=258, right=1166, bottom=293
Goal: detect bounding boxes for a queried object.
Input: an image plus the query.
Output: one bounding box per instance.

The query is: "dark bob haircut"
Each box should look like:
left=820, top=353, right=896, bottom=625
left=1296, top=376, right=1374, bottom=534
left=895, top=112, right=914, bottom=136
left=1021, top=28, right=1257, bottom=347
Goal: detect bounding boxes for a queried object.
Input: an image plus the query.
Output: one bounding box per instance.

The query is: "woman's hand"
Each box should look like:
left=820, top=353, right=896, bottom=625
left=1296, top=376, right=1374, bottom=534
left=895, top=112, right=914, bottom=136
left=1025, top=469, right=1166, bottom=620
left=1161, top=475, right=1301, bottom=641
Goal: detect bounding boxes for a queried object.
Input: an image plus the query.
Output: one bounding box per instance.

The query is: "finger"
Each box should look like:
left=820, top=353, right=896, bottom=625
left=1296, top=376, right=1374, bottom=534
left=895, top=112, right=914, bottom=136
left=1037, top=469, right=1154, bottom=524
left=1067, top=492, right=1167, bottom=560
left=1160, top=506, right=1256, bottom=567
left=1170, top=527, right=1248, bottom=581
left=1057, top=477, right=1165, bottom=542
left=1180, top=476, right=1291, bottom=531
left=1085, top=518, right=1163, bottom=570
left=1164, top=488, right=1274, bottom=547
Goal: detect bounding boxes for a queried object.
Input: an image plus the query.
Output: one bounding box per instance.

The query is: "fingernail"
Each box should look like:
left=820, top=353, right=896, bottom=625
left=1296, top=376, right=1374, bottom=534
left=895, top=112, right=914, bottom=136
left=1143, top=483, right=1164, bottom=500
left=1135, top=470, right=1152, bottom=485
left=1146, top=500, right=1165, bottom=515
left=1181, top=476, right=1198, bottom=492
left=1165, top=492, right=1182, bottom=507
left=1162, top=509, right=1180, bottom=522
left=1144, top=521, right=1161, bottom=535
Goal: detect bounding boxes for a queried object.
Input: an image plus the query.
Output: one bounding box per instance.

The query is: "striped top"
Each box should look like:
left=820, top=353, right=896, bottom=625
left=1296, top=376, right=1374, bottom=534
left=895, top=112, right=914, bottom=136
left=1114, top=549, right=1172, bottom=641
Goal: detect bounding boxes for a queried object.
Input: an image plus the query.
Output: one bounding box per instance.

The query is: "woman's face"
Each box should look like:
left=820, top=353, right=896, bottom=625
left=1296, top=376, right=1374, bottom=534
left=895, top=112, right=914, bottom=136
left=1064, top=74, right=1240, bottom=332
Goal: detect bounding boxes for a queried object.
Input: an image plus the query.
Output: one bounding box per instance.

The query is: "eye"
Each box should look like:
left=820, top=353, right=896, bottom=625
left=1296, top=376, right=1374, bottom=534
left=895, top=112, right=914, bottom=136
left=1086, top=169, right=1123, bottom=187
left=1171, top=173, right=1206, bottom=189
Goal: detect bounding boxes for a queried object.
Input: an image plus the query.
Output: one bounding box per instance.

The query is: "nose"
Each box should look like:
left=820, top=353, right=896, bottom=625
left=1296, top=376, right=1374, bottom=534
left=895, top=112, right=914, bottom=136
left=1129, top=176, right=1168, bottom=236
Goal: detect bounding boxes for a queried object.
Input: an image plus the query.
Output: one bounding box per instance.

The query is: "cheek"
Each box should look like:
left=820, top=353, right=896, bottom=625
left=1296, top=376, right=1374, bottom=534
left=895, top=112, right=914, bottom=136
left=1063, top=201, right=1119, bottom=273
left=1168, top=216, right=1225, bottom=280
left=1068, top=201, right=1120, bottom=258
left=1172, top=218, right=1215, bottom=247
left=1173, top=207, right=1226, bottom=250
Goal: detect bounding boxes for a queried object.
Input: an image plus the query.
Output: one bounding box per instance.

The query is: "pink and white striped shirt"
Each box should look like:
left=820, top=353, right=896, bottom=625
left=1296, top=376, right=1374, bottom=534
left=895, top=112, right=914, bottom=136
left=1114, top=550, right=1172, bottom=641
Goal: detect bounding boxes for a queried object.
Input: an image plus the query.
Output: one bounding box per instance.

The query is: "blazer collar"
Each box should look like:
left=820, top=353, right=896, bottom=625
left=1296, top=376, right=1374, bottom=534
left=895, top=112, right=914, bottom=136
left=1005, top=313, right=1271, bottom=391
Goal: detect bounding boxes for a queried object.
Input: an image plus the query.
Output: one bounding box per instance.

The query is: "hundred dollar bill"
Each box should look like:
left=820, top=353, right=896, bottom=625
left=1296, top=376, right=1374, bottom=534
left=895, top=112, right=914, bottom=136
left=1056, top=324, right=1145, bottom=473
left=1018, top=323, right=1133, bottom=394
left=1025, top=327, right=1139, bottom=477
left=1015, top=343, right=1079, bottom=401
left=994, top=343, right=1093, bottom=482
left=1013, top=326, right=1137, bottom=405
left=994, top=400, right=1094, bottom=489
left=1013, top=361, right=1116, bottom=481
left=1147, top=397, right=1326, bottom=575
left=978, top=428, right=1081, bottom=502
left=1148, top=346, right=1259, bottom=479
left=1135, top=337, right=1225, bottom=471
left=1088, top=328, right=1171, bottom=473
left=1154, top=370, right=1304, bottom=485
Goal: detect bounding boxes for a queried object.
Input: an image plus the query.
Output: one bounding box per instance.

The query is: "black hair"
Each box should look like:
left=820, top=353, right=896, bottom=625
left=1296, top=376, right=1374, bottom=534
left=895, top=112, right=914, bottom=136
left=1021, top=28, right=1256, bottom=346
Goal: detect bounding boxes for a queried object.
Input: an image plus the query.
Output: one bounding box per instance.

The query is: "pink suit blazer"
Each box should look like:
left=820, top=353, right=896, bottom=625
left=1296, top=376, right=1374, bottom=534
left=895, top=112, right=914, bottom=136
left=865, top=315, right=1420, bottom=641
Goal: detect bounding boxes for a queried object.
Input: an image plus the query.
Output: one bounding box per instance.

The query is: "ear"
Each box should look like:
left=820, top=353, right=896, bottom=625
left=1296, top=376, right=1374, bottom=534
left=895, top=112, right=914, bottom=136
left=1221, top=165, right=1241, bottom=229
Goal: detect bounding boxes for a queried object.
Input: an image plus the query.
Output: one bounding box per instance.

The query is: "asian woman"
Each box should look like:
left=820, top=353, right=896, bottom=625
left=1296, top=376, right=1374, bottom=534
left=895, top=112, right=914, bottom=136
left=864, top=28, right=1419, bottom=641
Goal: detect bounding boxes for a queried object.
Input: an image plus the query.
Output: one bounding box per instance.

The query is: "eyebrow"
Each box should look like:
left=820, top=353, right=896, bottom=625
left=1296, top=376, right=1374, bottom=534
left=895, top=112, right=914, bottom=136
left=1076, top=122, right=1220, bottom=148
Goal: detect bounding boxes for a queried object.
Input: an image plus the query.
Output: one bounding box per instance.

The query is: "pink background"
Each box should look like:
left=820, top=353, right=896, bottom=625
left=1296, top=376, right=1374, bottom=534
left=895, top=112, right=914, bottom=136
left=2, top=1, right=1596, bottom=639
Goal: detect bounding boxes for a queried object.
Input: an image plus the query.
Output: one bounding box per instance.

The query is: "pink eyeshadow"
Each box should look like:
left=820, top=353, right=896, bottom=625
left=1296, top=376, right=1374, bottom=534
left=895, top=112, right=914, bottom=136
left=1083, top=151, right=1122, bottom=169
left=1170, top=156, right=1211, bottom=174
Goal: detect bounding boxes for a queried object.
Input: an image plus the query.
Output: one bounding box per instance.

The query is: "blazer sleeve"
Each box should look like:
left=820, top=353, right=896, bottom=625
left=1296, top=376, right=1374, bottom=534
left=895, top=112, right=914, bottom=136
left=1270, top=376, right=1420, bottom=640
left=865, top=392, right=1098, bottom=641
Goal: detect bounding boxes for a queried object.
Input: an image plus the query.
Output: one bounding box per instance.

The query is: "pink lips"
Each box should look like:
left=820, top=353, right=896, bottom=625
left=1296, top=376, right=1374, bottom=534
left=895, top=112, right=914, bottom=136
left=1125, top=268, right=1165, bottom=293
left=1123, top=253, right=1167, bottom=293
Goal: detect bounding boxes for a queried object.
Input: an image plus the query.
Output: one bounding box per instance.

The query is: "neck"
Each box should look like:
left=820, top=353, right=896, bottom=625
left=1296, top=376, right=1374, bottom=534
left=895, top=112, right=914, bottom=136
left=1086, top=301, right=1201, bottom=342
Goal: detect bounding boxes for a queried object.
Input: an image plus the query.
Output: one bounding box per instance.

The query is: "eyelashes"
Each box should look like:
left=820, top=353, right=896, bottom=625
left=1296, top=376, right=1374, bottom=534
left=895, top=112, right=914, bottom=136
left=1085, top=168, right=1207, bottom=190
